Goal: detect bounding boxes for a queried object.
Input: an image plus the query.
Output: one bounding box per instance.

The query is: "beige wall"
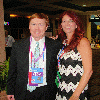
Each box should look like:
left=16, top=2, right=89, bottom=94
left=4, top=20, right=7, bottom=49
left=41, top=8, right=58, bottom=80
left=0, top=0, right=6, bottom=63
left=86, top=15, right=91, bottom=43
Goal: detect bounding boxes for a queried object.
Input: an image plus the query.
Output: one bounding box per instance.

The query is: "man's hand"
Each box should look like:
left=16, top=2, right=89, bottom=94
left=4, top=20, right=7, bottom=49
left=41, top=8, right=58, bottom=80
left=7, top=95, right=15, bottom=100
left=49, top=35, right=58, bottom=40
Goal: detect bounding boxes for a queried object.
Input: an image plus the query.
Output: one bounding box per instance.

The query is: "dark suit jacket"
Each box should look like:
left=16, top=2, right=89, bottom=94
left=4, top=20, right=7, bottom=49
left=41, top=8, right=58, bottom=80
left=7, top=36, right=62, bottom=99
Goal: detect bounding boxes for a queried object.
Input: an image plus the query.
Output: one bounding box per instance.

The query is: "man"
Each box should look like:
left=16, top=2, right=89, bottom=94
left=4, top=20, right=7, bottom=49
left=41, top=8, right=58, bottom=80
left=5, top=30, right=15, bottom=60
left=7, top=13, right=62, bottom=100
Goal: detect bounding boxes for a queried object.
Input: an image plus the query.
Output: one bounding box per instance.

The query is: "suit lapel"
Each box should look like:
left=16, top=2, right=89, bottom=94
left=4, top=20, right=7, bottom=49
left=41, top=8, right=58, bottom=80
left=21, top=37, right=30, bottom=79
left=22, top=36, right=52, bottom=81
left=45, top=37, right=52, bottom=78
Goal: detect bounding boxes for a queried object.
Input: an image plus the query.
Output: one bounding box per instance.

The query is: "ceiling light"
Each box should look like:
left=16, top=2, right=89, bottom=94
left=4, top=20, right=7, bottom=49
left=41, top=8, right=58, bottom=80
left=83, top=5, right=86, bottom=7
left=26, top=16, right=31, bottom=18
left=10, top=14, right=17, bottom=17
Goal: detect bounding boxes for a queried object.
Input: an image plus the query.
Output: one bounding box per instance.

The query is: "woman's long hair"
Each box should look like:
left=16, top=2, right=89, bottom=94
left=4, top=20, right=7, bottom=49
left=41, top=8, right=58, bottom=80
left=58, top=11, right=84, bottom=52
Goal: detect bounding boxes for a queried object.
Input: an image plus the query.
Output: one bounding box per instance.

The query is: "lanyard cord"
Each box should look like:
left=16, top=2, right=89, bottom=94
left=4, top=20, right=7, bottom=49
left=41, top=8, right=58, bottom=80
left=58, top=45, right=65, bottom=67
left=30, top=36, right=46, bottom=68
left=31, top=43, right=46, bottom=66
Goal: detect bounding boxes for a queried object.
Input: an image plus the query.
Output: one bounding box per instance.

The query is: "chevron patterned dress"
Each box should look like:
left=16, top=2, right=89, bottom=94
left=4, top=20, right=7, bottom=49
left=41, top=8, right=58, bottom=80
left=56, top=47, right=88, bottom=100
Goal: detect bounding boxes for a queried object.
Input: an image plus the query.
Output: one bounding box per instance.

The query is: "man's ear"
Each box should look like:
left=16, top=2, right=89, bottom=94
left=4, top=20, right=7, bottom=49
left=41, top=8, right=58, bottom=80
left=29, top=25, right=30, bottom=29
left=76, top=25, right=77, bottom=28
left=46, top=26, right=48, bottom=30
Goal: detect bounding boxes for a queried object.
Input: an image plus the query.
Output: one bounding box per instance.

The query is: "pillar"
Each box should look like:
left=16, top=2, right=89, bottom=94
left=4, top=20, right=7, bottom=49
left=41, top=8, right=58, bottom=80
left=0, top=0, right=6, bottom=63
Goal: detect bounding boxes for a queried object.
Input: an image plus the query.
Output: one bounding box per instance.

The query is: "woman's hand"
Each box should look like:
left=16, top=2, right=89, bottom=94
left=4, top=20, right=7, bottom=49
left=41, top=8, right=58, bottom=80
left=49, top=35, right=58, bottom=40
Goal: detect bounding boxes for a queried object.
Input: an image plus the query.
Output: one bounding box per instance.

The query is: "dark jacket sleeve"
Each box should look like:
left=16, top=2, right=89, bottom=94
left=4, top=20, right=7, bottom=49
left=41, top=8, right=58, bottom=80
left=7, top=42, right=17, bottom=95
left=53, top=39, right=63, bottom=66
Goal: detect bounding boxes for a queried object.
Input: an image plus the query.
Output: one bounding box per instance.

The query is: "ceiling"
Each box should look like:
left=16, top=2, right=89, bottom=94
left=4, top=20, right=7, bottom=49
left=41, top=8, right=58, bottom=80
left=3, top=0, right=100, bottom=16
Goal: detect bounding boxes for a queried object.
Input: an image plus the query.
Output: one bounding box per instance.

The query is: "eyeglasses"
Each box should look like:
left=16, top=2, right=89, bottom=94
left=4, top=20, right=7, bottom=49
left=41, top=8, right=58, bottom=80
left=30, top=23, right=46, bottom=27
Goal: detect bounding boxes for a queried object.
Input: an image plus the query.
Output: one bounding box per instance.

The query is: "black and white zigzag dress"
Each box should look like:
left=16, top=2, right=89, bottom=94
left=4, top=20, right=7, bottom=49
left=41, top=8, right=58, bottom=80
left=55, top=47, right=88, bottom=100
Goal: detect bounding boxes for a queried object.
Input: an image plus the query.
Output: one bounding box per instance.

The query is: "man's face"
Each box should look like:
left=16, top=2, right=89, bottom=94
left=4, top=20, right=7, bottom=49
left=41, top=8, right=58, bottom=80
left=29, top=18, right=48, bottom=41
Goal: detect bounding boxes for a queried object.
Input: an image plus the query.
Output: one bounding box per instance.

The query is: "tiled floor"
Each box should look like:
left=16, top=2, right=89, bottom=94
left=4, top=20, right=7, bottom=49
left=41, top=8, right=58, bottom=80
left=0, top=49, right=100, bottom=100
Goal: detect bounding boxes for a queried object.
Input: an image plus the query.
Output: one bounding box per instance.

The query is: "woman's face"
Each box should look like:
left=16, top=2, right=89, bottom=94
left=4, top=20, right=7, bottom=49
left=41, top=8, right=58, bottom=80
left=61, top=15, right=77, bottom=36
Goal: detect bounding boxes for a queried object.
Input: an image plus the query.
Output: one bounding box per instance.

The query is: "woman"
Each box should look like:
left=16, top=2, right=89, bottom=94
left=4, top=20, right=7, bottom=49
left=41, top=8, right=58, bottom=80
left=55, top=11, right=93, bottom=100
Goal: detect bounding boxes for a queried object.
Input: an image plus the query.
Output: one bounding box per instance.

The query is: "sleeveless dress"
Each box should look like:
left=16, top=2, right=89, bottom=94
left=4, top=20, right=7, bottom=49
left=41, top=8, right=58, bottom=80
left=55, top=47, right=88, bottom=100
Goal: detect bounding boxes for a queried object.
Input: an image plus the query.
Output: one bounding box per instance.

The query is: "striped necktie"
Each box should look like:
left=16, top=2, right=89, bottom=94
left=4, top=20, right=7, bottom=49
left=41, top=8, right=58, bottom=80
left=34, top=42, right=39, bottom=68
left=27, top=42, right=40, bottom=92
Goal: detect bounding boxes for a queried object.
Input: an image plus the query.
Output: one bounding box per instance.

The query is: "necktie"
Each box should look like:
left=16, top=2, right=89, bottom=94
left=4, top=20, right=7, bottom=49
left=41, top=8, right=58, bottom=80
left=34, top=42, right=39, bottom=68
left=27, top=42, right=40, bottom=92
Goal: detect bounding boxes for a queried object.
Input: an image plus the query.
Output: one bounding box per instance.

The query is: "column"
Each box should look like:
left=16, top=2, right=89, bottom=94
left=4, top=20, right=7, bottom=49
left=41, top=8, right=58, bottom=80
left=0, top=0, right=6, bottom=63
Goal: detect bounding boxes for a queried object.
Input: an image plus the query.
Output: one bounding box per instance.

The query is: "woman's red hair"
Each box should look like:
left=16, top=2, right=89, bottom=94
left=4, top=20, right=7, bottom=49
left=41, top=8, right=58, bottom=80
left=58, top=11, right=84, bottom=52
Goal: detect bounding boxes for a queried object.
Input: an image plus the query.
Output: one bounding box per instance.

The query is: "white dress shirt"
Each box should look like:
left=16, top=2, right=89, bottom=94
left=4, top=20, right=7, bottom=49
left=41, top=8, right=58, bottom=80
left=5, top=35, right=15, bottom=47
left=27, top=36, right=47, bottom=92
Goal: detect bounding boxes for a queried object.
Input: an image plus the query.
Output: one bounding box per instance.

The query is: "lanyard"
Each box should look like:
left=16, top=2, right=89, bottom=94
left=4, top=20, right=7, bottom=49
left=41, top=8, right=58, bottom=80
left=58, top=45, right=65, bottom=67
left=31, top=43, right=46, bottom=68
left=30, top=36, right=46, bottom=68
left=56, top=46, right=65, bottom=85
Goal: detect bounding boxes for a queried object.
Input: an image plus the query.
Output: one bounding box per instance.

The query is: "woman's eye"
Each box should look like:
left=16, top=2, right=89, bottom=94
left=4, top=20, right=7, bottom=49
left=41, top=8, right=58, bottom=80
left=69, top=19, right=74, bottom=22
left=31, top=23, right=35, bottom=25
left=62, top=21, right=65, bottom=23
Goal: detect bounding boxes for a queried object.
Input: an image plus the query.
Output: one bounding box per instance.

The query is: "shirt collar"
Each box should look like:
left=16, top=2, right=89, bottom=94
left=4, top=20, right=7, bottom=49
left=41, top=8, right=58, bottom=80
left=31, top=36, right=45, bottom=45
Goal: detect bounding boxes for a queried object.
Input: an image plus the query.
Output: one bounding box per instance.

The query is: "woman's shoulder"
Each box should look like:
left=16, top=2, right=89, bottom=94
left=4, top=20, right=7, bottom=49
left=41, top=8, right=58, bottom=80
left=78, top=37, right=90, bottom=47
left=77, top=37, right=91, bottom=52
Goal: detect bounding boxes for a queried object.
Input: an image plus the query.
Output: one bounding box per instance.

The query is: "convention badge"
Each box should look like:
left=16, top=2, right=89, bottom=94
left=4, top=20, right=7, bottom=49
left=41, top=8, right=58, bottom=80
left=29, top=68, right=43, bottom=86
left=29, top=71, right=38, bottom=86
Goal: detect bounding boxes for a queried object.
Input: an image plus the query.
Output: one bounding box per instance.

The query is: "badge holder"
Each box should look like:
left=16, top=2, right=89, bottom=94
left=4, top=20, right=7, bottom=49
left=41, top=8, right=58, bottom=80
left=29, top=68, right=43, bottom=86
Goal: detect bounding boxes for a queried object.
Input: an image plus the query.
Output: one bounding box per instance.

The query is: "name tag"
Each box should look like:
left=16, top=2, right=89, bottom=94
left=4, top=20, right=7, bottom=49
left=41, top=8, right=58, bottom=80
left=29, top=68, right=43, bottom=86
